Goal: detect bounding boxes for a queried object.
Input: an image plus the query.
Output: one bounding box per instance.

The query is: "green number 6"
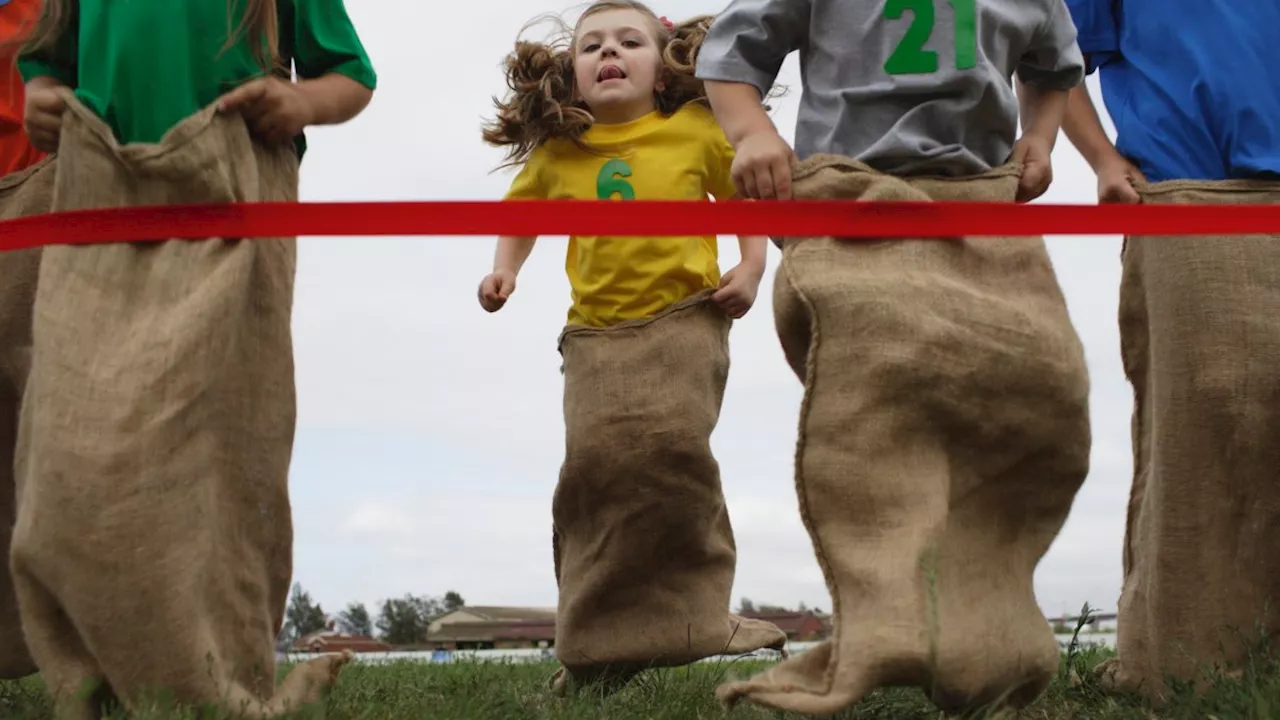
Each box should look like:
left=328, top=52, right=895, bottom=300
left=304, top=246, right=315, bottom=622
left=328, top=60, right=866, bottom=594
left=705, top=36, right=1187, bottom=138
left=883, top=0, right=977, bottom=76
left=596, top=159, right=635, bottom=200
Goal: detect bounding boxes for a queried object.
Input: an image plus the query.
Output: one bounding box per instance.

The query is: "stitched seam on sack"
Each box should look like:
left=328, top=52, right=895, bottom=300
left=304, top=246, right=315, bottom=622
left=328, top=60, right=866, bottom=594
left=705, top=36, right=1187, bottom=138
left=791, top=154, right=1022, bottom=189
left=0, top=156, right=53, bottom=193
left=58, top=88, right=230, bottom=166
left=781, top=248, right=841, bottom=697
left=555, top=288, right=719, bottom=351
left=1136, top=178, right=1280, bottom=200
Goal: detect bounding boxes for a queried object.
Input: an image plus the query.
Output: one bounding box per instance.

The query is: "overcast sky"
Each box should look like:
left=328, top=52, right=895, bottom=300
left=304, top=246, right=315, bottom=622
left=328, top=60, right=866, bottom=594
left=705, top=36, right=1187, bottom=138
left=287, top=0, right=1130, bottom=622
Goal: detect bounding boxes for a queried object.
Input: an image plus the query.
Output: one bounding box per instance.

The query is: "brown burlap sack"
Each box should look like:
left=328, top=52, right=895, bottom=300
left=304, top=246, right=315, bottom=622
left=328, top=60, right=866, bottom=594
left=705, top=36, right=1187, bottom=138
left=550, top=290, right=787, bottom=691
left=0, top=156, right=55, bottom=679
left=718, top=155, right=1092, bottom=715
left=1099, top=178, right=1280, bottom=704
left=5, top=91, right=349, bottom=719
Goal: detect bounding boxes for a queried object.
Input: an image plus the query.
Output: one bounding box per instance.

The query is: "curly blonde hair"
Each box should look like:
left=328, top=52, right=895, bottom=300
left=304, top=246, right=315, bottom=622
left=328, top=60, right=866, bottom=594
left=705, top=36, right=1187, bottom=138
left=482, top=0, right=737, bottom=168
left=22, top=0, right=281, bottom=72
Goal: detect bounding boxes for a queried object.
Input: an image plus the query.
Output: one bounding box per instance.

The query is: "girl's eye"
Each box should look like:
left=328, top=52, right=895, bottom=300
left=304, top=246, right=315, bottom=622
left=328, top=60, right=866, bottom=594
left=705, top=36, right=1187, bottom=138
left=623, top=40, right=640, bottom=47
left=583, top=44, right=600, bottom=53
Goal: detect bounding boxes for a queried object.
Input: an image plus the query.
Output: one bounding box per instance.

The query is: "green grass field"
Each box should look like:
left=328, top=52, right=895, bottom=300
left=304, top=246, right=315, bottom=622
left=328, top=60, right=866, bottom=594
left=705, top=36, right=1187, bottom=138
left=0, top=637, right=1277, bottom=720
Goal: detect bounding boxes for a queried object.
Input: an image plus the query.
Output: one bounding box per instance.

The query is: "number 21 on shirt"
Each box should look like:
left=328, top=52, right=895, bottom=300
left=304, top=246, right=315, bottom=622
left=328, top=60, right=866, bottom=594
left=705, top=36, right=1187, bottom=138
left=883, top=0, right=976, bottom=75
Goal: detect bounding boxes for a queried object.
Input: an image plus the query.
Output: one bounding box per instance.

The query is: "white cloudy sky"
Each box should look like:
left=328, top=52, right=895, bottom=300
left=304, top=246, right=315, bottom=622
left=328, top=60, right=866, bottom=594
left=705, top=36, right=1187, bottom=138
left=289, top=0, right=1129, bottom=622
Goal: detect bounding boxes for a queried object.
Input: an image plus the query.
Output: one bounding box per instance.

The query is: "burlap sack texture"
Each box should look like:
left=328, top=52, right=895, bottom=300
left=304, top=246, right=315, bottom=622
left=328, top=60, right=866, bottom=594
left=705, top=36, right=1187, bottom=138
left=550, top=289, right=787, bottom=692
left=1097, top=178, right=1280, bottom=704
left=2, top=89, right=350, bottom=719
left=0, top=156, right=54, bottom=680
left=718, top=155, right=1092, bottom=715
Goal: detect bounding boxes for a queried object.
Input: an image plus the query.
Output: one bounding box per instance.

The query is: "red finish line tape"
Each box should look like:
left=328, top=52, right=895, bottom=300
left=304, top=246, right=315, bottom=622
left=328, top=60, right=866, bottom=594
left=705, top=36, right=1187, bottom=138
left=1, top=199, right=1278, bottom=251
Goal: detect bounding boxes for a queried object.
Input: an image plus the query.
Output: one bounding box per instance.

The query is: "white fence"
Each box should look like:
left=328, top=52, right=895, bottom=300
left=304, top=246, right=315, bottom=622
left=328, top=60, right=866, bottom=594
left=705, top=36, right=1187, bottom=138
left=285, top=632, right=1116, bottom=666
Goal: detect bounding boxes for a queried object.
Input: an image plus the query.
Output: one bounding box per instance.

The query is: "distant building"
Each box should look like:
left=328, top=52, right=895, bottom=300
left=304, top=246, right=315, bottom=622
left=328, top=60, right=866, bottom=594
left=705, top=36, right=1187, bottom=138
left=425, top=606, right=557, bottom=650
left=421, top=606, right=833, bottom=650
left=1046, top=612, right=1118, bottom=634
left=291, top=628, right=394, bottom=654
left=740, top=611, right=830, bottom=641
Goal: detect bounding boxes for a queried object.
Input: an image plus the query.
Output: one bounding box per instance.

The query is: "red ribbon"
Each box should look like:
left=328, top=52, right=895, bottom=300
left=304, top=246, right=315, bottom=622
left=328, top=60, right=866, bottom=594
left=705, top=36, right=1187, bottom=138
left=0, top=199, right=1278, bottom=252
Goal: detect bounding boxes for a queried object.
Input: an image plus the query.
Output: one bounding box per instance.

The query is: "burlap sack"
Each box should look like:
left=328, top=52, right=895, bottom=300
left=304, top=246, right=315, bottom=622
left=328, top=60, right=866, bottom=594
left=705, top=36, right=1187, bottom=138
left=0, top=156, right=54, bottom=679
left=718, top=155, right=1092, bottom=715
left=5, top=90, right=349, bottom=719
left=550, top=290, right=787, bottom=690
left=1098, top=178, right=1280, bottom=704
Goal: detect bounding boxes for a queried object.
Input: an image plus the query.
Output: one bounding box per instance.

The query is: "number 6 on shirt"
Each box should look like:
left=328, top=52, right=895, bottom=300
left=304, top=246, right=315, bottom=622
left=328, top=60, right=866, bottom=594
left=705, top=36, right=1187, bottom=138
left=596, top=158, right=636, bottom=200
left=883, top=0, right=977, bottom=75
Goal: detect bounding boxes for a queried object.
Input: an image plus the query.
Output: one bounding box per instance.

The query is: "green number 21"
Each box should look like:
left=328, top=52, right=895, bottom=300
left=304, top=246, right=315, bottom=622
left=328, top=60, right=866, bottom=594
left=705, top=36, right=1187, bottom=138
left=883, top=0, right=976, bottom=75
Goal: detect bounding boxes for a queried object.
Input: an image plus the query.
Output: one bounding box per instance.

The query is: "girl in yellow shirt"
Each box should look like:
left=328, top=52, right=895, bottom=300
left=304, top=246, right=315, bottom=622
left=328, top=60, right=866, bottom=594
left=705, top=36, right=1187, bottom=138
left=476, top=3, right=766, bottom=324
left=476, top=0, right=786, bottom=694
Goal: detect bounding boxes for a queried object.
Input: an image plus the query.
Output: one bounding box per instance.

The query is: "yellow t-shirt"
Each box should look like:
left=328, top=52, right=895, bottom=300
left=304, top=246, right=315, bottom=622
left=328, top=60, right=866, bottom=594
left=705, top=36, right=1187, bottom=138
left=503, top=103, right=738, bottom=327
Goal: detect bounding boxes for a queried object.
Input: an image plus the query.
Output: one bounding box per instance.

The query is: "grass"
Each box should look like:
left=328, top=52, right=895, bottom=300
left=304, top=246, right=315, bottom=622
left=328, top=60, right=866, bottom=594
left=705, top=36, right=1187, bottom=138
left=1, top=621, right=1277, bottom=719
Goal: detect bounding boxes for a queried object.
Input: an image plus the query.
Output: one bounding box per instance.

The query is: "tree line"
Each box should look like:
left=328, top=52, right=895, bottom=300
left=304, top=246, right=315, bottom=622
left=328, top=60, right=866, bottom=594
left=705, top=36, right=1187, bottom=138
left=278, top=583, right=467, bottom=647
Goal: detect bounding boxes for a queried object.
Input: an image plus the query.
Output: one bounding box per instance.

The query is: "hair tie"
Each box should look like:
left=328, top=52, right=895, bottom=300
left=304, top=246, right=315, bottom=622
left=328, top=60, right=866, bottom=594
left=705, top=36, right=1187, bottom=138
left=658, top=16, right=675, bottom=31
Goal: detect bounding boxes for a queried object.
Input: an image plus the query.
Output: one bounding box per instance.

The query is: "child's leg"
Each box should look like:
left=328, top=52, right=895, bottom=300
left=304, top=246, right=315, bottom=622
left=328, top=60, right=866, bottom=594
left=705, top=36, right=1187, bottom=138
left=0, top=245, right=41, bottom=681
left=1102, top=180, right=1280, bottom=705
left=552, top=293, right=786, bottom=690
left=9, top=92, right=348, bottom=717
left=0, top=161, right=57, bottom=681
left=720, top=157, right=1090, bottom=716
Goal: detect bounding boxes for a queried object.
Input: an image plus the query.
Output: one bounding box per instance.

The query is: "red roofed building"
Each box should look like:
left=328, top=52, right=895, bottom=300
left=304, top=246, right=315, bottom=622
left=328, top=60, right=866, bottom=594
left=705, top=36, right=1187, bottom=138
left=425, top=606, right=557, bottom=650
left=740, top=611, right=829, bottom=641
left=291, top=627, right=394, bottom=654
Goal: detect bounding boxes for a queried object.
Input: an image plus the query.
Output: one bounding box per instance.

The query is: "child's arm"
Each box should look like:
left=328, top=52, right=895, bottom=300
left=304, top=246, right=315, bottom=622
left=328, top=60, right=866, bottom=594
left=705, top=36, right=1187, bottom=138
left=1061, top=84, right=1115, bottom=170
left=737, top=235, right=767, bottom=275
left=703, top=82, right=796, bottom=200
left=1010, top=79, right=1069, bottom=202
left=704, top=81, right=783, bottom=152
left=494, top=235, right=537, bottom=276
left=292, top=73, right=373, bottom=127
left=1007, top=0, right=1086, bottom=201
left=1062, top=84, right=1144, bottom=202
left=1015, top=79, right=1068, bottom=147
left=218, top=0, right=377, bottom=142
left=713, top=235, right=768, bottom=319
left=216, top=73, right=372, bottom=143
left=696, top=0, right=809, bottom=199
left=21, top=75, right=67, bottom=153
left=478, top=236, right=537, bottom=313
left=17, top=5, right=78, bottom=152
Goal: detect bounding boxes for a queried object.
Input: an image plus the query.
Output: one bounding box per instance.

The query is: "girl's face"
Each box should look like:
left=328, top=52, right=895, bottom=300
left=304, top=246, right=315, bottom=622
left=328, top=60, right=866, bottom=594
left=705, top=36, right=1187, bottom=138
left=573, top=9, right=664, bottom=124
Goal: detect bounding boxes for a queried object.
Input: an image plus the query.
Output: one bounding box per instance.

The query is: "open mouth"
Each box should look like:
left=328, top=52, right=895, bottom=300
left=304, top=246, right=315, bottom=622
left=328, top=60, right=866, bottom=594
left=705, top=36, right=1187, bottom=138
left=597, top=65, right=627, bottom=82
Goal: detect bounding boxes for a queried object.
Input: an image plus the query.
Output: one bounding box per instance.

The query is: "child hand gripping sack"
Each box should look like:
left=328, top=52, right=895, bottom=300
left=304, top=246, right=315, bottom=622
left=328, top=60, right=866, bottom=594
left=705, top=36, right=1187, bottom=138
left=694, top=0, right=1093, bottom=715
left=8, top=1, right=375, bottom=716
left=477, top=0, right=787, bottom=694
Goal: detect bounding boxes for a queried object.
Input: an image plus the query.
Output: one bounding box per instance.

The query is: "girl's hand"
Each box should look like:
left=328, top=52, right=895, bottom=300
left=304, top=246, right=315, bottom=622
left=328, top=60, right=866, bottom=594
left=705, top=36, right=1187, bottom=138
left=478, top=270, right=517, bottom=312
left=216, top=76, right=316, bottom=145
left=712, top=262, right=764, bottom=319
left=731, top=130, right=797, bottom=200
left=1096, top=155, right=1145, bottom=204
left=23, top=80, right=68, bottom=153
left=1010, top=134, right=1054, bottom=203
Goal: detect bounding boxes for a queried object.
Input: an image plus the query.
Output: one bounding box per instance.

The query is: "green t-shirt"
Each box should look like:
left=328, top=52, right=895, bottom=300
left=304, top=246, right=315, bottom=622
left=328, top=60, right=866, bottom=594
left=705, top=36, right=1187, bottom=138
left=18, top=0, right=377, bottom=154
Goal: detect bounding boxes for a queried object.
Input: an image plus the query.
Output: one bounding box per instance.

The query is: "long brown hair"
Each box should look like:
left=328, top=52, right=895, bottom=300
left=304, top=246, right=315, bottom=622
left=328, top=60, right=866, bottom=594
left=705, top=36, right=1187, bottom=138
left=481, top=0, right=734, bottom=168
left=22, top=0, right=280, bottom=71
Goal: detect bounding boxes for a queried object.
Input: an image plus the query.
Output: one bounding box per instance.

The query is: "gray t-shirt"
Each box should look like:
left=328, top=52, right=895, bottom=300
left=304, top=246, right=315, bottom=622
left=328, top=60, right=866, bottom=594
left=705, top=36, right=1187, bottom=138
left=695, top=0, right=1085, bottom=176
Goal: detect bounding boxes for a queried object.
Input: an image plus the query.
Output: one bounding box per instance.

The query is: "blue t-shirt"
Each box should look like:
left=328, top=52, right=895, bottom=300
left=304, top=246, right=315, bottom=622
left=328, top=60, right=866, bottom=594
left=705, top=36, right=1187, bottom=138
left=1066, top=0, right=1280, bottom=182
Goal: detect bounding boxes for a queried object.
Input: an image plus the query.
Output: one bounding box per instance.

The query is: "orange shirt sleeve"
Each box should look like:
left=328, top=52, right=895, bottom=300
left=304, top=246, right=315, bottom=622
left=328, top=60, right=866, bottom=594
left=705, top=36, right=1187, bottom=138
left=0, top=0, right=42, bottom=44
left=0, top=0, right=47, bottom=173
